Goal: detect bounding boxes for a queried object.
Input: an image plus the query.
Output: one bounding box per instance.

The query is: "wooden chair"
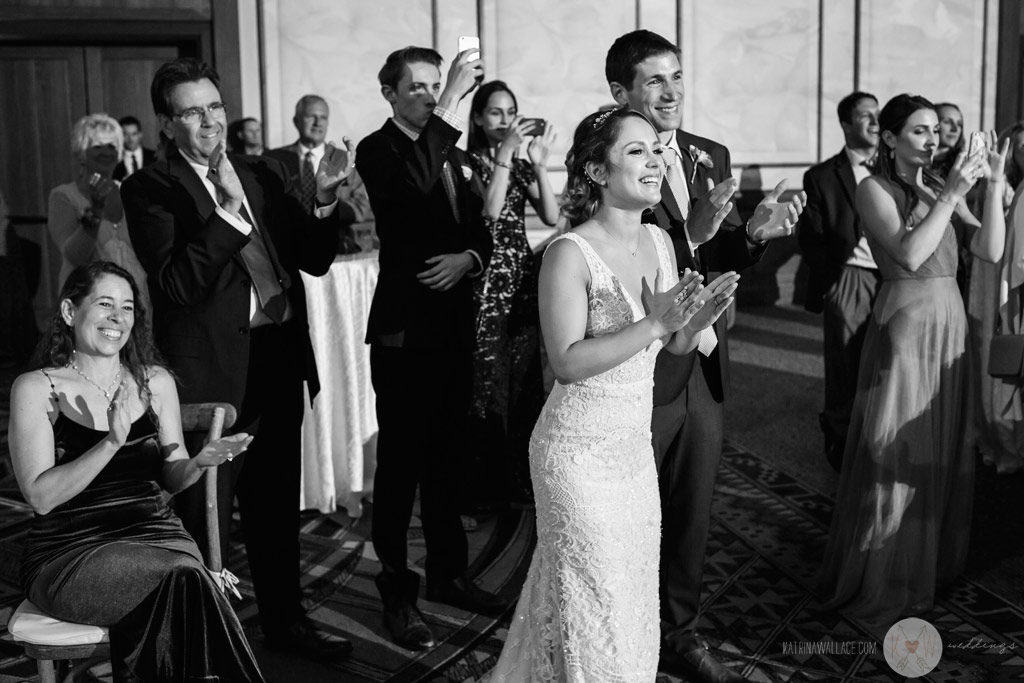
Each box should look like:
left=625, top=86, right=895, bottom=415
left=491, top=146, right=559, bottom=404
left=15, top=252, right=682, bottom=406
left=7, top=402, right=236, bottom=683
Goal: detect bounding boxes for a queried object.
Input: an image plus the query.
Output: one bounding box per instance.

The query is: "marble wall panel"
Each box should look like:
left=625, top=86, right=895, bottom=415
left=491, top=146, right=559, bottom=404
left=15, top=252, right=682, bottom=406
left=262, top=0, right=431, bottom=149
left=639, top=0, right=677, bottom=41
left=435, top=0, right=480, bottom=124
left=490, top=0, right=636, bottom=165
left=820, top=0, right=856, bottom=157
left=860, top=0, right=986, bottom=132
left=682, top=0, right=819, bottom=166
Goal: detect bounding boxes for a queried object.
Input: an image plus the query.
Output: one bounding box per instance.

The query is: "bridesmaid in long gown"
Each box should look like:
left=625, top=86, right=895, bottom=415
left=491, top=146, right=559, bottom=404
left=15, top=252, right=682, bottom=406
left=10, top=261, right=264, bottom=682
left=490, top=108, right=740, bottom=681
left=817, top=94, right=1008, bottom=632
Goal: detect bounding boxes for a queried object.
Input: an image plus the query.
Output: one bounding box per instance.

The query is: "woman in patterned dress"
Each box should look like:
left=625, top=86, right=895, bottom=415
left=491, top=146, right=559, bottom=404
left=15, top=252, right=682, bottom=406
left=465, top=81, right=560, bottom=504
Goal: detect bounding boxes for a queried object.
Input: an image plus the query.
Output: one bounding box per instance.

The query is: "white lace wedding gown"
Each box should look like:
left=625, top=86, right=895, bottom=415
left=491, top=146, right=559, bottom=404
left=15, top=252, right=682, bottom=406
left=489, top=226, right=669, bottom=682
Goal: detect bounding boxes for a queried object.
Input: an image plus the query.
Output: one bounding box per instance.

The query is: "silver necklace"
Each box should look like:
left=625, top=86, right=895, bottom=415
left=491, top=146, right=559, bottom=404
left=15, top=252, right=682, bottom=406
left=602, top=227, right=641, bottom=257
left=68, top=354, right=122, bottom=401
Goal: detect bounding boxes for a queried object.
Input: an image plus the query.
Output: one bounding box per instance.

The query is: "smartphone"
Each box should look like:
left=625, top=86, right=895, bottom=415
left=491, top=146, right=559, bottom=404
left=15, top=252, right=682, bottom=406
left=967, top=131, right=987, bottom=158
left=458, top=35, right=480, bottom=61
left=521, top=118, right=546, bottom=136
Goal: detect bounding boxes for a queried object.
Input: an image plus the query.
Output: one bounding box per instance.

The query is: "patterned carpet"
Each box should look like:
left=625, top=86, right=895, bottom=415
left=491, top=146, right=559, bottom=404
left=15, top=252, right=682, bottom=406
left=1, top=366, right=1023, bottom=681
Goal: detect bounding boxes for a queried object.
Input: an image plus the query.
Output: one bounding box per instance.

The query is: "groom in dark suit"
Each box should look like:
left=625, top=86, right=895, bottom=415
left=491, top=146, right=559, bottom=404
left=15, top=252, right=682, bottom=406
left=122, top=57, right=354, bottom=660
left=607, top=30, right=804, bottom=683
left=356, top=45, right=500, bottom=651
left=798, top=91, right=881, bottom=470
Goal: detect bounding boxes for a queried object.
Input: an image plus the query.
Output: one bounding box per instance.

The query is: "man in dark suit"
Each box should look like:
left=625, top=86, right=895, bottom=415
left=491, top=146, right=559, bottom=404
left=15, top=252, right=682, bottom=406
left=356, top=45, right=501, bottom=651
left=113, top=116, right=156, bottom=181
left=264, top=94, right=371, bottom=252
left=607, top=30, right=804, bottom=683
left=798, top=91, right=881, bottom=471
left=122, top=58, right=355, bottom=661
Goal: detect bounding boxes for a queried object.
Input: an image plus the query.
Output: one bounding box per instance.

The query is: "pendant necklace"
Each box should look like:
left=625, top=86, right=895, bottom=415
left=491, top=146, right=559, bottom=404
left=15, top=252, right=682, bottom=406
left=602, top=227, right=640, bottom=257
left=68, top=353, right=122, bottom=401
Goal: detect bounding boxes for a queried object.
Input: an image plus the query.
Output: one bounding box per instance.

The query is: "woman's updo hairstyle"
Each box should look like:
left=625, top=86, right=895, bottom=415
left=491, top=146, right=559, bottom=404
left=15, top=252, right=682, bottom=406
left=562, top=107, right=652, bottom=224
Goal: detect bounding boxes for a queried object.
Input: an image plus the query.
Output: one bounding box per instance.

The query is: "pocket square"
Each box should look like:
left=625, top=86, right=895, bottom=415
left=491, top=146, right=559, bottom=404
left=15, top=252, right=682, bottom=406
left=461, top=165, right=473, bottom=181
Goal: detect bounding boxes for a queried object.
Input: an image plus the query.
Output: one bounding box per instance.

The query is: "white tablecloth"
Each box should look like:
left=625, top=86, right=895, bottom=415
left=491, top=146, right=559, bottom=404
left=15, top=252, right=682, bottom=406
left=300, top=251, right=379, bottom=516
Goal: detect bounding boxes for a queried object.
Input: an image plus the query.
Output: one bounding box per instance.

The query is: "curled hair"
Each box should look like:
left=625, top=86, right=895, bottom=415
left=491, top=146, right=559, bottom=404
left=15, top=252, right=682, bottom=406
left=875, top=93, right=939, bottom=223
left=562, top=107, right=653, bottom=224
left=71, top=114, right=123, bottom=163
left=150, top=58, right=221, bottom=118
left=467, top=80, right=518, bottom=153
left=377, top=46, right=442, bottom=90
left=31, top=261, right=166, bottom=406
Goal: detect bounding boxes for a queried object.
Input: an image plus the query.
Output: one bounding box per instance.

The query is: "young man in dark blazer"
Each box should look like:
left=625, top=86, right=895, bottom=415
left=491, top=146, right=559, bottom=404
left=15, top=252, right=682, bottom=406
left=122, top=58, right=354, bottom=661
left=798, top=91, right=881, bottom=470
left=607, top=30, right=805, bottom=683
left=356, top=45, right=500, bottom=651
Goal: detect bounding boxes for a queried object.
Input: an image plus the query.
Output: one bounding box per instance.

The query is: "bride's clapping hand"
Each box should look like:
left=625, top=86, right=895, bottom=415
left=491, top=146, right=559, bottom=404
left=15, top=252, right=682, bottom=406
left=194, top=433, right=254, bottom=469
left=683, top=271, right=740, bottom=333
left=641, top=268, right=704, bottom=336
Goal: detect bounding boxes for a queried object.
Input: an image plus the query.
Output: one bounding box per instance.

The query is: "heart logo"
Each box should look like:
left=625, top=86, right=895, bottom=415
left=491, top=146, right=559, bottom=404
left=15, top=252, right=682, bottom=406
left=905, top=640, right=919, bottom=653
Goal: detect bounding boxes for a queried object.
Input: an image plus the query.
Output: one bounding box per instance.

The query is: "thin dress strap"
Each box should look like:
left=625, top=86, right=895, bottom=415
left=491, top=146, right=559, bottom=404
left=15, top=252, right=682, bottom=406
left=546, top=232, right=610, bottom=291
left=646, top=225, right=678, bottom=287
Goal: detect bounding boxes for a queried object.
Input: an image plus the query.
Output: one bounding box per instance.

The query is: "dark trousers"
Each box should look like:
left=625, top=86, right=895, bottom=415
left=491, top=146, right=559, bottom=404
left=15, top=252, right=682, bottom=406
left=652, top=358, right=724, bottom=654
left=369, top=344, right=470, bottom=606
left=821, top=265, right=879, bottom=466
left=176, top=320, right=305, bottom=637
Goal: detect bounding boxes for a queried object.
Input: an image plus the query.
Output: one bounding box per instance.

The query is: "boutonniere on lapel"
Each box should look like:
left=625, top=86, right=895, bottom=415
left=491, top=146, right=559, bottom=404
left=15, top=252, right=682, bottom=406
left=687, top=145, right=714, bottom=183
left=461, top=165, right=473, bottom=181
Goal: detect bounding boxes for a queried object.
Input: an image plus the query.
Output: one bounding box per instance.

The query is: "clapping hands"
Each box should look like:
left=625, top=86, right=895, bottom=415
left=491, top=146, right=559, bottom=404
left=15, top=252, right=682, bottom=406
left=641, top=268, right=704, bottom=337
left=316, top=137, right=356, bottom=200
left=747, top=180, right=806, bottom=243
left=683, top=271, right=740, bottom=333
left=193, top=433, right=253, bottom=469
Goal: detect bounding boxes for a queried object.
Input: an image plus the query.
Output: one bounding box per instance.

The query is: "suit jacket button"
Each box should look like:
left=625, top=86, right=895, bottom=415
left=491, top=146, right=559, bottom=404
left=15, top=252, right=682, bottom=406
left=241, top=278, right=250, bottom=287
left=238, top=326, right=249, bottom=335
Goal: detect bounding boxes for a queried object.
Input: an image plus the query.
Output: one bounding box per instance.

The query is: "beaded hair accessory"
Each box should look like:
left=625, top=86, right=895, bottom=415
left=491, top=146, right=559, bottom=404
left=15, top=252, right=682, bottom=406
left=592, top=107, right=623, bottom=129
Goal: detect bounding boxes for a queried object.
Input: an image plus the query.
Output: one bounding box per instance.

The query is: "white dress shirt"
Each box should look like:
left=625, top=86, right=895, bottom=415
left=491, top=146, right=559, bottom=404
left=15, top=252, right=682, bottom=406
left=843, top=147, right=878, bottom=270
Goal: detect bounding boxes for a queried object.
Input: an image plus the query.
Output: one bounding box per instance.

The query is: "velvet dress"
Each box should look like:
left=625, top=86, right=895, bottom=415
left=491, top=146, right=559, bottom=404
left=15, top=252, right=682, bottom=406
left=20, top=371, right=263, bottom=682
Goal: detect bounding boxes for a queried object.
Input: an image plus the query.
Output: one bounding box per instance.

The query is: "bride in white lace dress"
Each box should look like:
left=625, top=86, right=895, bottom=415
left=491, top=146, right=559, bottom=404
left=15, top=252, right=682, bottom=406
left=490, top=109, right=740, bottom=681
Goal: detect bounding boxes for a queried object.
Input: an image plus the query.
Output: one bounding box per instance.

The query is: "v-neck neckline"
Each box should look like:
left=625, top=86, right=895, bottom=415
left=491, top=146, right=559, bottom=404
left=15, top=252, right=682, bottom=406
left=573, top=227, right=655, bottom=322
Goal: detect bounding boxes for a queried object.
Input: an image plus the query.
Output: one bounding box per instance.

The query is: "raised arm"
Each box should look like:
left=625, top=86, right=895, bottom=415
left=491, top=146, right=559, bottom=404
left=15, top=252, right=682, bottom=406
left=48, top=189, right=97, bottom=268
left=525, top=123, right=561, bottom=226
left=855, top=154, right=983, bottom=272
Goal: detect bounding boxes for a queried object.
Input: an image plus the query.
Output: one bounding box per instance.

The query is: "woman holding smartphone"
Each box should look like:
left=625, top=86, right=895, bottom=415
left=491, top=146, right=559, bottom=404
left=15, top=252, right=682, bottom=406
left=36, top=114, right=150, bottom=329
left=817, top=94, right=1007, bottom=631
left=465, top=80, right=560, bottom=505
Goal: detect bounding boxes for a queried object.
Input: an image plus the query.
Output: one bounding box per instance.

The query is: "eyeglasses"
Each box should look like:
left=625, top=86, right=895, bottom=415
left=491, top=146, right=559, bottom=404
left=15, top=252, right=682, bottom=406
left=173, top=102, right=227, bottom=125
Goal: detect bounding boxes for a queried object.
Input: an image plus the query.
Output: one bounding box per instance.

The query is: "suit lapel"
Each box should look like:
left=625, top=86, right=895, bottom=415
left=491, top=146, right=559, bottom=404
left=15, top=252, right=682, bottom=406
left=166, top=150, right=218, bottom=220
left=834, top=150, right=857, bottom=210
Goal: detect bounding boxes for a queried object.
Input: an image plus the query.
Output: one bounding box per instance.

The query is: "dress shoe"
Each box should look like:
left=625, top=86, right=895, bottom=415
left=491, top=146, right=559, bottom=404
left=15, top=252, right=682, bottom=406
left=263, top=616, right=353, bottom=661
left=661, top=643, right=746, bottom=683
left=382, top=603, right=435, bottom=651
left=426, top=576, right=508, bottom=616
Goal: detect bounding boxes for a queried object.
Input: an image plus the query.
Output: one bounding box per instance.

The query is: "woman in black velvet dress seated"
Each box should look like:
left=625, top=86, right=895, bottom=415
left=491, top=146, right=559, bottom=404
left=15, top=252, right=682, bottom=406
left=9, top=261, right=264, bottom=682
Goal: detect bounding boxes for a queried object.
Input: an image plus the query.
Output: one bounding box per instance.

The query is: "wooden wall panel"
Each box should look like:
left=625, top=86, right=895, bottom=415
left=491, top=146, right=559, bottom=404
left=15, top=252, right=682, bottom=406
left=0, top=47, right=85, bottom=217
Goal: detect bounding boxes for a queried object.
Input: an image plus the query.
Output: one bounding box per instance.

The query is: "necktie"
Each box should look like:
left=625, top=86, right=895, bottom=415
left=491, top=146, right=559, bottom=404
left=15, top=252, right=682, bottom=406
left=441, top=160, right=461, bottom=222
left=664, top=150, right=691, bottom=219
left=300, top=150, right=317, bottom=210
left=665, top=149, right=717, bottom=354
left=129, top=154, right=137, bottom=174
left=236, top=202, right=289, bottom=324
